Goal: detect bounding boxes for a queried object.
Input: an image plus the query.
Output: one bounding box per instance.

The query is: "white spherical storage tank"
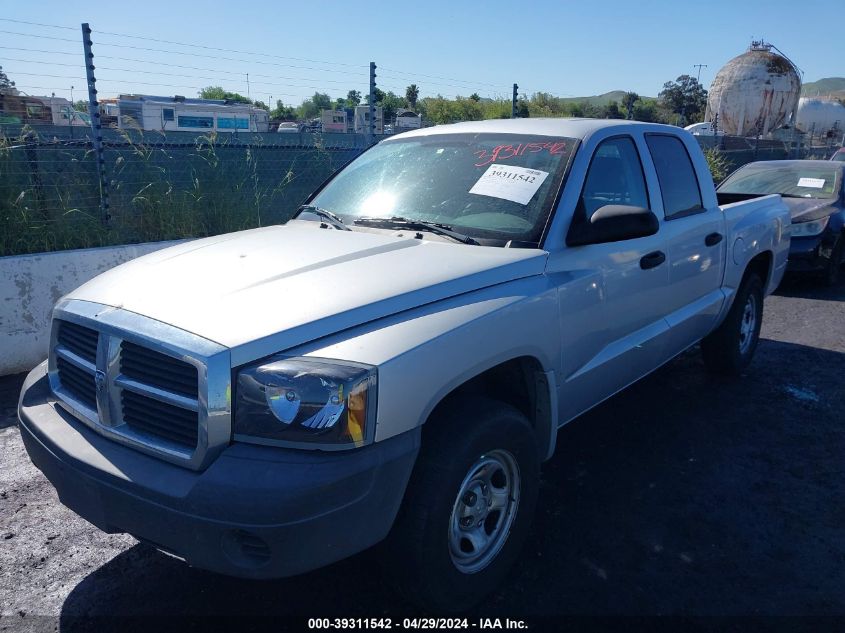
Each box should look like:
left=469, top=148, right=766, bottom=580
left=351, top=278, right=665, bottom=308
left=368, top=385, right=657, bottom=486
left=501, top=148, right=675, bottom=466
left=706, top=42, right=801, bottom=137
left=795, top=98, right=845, bottom=135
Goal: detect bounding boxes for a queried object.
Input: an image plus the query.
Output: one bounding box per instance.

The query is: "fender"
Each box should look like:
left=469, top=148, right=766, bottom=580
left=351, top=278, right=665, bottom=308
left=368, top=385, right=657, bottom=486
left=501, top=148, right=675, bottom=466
left=286, top=275, right=560, bottom=453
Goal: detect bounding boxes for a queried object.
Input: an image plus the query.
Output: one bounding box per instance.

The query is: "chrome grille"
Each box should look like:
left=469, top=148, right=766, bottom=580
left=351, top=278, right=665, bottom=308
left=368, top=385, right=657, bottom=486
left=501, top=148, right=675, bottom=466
left=48, top=303, right=230, bottom=472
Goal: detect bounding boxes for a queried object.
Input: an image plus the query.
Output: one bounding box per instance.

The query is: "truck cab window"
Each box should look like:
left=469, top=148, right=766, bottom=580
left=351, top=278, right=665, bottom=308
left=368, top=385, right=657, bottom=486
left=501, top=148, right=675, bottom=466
left=645, top=134, right=704, bottom=218
left=579, top=137, right=649, bottom=219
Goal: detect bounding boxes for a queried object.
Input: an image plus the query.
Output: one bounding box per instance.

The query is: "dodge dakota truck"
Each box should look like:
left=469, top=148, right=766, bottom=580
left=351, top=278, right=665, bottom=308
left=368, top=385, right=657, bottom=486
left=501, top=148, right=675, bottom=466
left=18, top=119, right=790, bottom=610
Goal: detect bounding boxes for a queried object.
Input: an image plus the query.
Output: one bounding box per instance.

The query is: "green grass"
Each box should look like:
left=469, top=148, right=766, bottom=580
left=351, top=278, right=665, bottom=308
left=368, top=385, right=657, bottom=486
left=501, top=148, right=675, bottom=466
left=0, top=126, right=343, bottom=257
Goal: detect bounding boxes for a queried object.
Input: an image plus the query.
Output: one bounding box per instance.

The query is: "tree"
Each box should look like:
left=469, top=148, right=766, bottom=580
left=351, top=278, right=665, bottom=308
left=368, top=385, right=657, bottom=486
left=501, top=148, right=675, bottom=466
left=621, top=92, right=639, bottom=120
left=0, top=66, right=17, bottom=95
left=658, top=75, right=707, bottom=125
left=73, top=100, right=88, bottom=112
left=252, top=100, right=269, bottom=111
left=297, top=92, right=333, bottom=119
left=405, top=84, right=419, bottom=110
left=379, top=91, right=408, bottom=122
left=270, top=99, right=296, bottom=120
left=198, top=86, right=251, bottom=103
left=365, top=88, right=385, bottom=105
left=469, top=93, right=481, bottom=102
left=346, top=90, right=361, bottom=107
left=601, top=102, right=624, bottom=119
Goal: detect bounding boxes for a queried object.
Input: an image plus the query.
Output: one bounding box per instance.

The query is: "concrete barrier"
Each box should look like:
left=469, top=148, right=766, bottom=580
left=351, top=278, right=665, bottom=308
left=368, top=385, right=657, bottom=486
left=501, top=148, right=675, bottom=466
left=0, top=240, right=184, bottom=376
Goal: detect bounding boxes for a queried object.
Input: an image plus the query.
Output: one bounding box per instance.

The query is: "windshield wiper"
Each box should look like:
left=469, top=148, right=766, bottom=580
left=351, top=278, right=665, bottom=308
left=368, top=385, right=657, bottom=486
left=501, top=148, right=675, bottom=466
left=296, top=205, right=351, bottom=231
left=353, top=216, right=479, bottom=245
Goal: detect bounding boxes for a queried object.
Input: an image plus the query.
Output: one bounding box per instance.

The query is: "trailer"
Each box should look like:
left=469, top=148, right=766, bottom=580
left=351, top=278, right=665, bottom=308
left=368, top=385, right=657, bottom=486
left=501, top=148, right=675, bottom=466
left=117, top=95, right=270, bottom=133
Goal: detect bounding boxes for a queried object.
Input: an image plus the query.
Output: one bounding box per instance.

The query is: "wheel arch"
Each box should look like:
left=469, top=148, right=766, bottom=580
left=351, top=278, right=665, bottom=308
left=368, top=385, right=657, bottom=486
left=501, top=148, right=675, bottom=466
left=745, top=249, right=773, bottom=290
left=422, top=355, right=557, bottom=462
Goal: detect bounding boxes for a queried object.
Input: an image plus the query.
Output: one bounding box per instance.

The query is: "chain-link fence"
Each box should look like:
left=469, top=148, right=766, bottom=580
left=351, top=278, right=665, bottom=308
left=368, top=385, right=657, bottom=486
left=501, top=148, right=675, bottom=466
left=0, top=123, right=369, bottom=256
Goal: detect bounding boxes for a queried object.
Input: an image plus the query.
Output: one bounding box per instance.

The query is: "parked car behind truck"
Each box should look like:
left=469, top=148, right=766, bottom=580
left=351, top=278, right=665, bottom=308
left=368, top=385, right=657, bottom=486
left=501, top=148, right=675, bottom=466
left=18, top=119, right=790, bottom=611
left=717, top=160, right=845, bottom=284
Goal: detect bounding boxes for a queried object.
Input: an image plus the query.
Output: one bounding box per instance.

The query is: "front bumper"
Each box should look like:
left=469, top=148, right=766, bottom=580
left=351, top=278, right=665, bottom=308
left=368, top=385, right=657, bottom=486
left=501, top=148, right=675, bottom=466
left=786, top=232, right=837, bottom=273
left=18, top=362, right=420, bottom=579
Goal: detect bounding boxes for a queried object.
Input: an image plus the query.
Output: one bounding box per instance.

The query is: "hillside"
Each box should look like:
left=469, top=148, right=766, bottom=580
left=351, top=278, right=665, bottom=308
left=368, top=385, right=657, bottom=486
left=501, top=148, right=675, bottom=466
left=558, top=91, right=655, bottom=105
left=802, top=77, right=845, bottom=97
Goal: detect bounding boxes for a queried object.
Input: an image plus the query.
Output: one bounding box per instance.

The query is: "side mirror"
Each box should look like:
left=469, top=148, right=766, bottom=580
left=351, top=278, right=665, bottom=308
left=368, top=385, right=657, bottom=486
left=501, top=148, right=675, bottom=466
left=566, top=205, right=659, bottom=247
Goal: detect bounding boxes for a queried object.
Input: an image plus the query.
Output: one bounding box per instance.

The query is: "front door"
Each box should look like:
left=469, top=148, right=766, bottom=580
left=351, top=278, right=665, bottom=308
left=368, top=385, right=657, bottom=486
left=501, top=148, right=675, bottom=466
left=546, top=135, right=671, bottom=424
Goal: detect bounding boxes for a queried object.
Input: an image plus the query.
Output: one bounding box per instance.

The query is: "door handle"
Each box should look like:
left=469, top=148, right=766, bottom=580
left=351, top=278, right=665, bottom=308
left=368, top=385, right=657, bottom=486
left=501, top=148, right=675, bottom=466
left=640, top=250, right=666, bottom=270
left=705, top=232, right=723, bottom=246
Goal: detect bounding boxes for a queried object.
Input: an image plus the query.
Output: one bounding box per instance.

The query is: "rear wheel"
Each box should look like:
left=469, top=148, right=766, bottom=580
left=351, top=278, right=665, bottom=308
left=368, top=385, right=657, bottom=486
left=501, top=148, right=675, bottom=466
left=382, top=398, right=539, bottom=612
left=701, top=272, right=764, bottom=375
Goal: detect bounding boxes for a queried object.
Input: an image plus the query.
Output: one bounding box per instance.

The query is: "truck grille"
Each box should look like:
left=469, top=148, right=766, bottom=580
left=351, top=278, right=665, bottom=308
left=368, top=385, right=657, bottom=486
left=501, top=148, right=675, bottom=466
left=57, top=321, right=98, bottom=363
left=121, top=389, right=199, bottom=448
left=55, top=355, right=97, bottom=409
left=52, top=318, right=205, bottom=457
left=120, top=341, right=198, bottom=398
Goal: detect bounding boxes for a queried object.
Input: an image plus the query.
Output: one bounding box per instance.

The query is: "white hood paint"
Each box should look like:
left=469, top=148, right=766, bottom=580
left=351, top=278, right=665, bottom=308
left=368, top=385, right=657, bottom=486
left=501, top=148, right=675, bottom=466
left=68, top=223, right=547, bottom=363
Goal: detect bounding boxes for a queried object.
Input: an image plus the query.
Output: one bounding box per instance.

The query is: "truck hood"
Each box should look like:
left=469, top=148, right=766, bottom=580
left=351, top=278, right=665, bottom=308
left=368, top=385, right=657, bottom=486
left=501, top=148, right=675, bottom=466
left=67, top=223, right=547, bottom=361
left=783, top=197, right=838, bottom=223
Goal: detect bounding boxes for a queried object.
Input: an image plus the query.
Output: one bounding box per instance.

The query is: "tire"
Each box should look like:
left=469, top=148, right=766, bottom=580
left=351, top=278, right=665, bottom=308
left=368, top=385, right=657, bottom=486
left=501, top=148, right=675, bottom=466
left=823, top=235, right=843, bottom=287
left=701, top=272, right=764, bottom=375
left=381, top=398, right=540, bottom=612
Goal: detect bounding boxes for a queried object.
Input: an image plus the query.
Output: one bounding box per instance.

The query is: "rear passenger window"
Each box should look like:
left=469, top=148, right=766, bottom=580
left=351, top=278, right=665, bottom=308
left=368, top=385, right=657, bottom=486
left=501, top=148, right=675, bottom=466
left=578, top=136, right=649, bottom=219
left=645, top=135, right=703, bottom=218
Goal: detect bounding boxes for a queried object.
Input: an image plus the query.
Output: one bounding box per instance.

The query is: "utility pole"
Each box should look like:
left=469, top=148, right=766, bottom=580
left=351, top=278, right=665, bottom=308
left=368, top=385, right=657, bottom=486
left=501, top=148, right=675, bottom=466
left=369, top=62, right=377, bottom=142
left=693, top=64, right=707, bottom=83
left=511, top=83, right=518, bottom=118
left=81, top=23, right=109, bottom=226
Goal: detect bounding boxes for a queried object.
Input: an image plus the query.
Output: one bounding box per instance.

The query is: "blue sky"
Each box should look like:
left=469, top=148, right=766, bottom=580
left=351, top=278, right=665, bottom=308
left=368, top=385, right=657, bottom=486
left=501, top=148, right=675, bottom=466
left=1, top=0, right=841, bottom=105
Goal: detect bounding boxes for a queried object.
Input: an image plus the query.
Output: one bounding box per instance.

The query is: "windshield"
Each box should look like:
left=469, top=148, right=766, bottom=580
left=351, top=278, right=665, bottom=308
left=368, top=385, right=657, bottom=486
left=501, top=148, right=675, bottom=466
left=308, top=133, right=578, bottom=244
left=718, top=163, right=840, bottom=200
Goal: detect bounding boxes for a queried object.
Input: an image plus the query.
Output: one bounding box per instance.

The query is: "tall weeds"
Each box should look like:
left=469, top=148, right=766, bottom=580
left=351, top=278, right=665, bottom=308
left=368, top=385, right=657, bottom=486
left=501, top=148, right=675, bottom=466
left=0, top=125, right=345, bottom=257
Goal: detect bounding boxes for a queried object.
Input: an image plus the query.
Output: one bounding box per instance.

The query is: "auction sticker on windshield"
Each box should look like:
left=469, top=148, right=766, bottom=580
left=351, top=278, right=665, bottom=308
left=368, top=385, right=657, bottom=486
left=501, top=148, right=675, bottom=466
left=797, top=177, right=825, bottom=189
left=469, top=164, right=549, bottom=205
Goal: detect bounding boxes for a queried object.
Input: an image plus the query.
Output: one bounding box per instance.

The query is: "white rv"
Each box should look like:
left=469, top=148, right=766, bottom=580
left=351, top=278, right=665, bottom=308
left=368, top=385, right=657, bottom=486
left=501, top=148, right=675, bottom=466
left=117, top=95, right=270, bottom=133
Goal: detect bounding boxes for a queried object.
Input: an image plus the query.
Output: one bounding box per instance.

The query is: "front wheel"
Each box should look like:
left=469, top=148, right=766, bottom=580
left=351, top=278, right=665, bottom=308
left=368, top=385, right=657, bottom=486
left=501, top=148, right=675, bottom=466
left=701, top=272, right=764, bottom=375
left=381, top=398, right=539, bottom=612
left=824, top=235, right=843, bottom=286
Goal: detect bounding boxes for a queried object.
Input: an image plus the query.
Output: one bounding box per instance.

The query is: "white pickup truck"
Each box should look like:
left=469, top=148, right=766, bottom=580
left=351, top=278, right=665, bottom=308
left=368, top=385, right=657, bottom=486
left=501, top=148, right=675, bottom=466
left=19, top=119, right=789, bottom=610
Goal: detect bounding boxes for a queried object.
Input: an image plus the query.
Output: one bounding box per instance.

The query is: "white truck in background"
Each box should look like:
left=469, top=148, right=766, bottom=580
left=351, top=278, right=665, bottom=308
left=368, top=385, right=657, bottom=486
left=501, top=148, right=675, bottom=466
left=19, top=119, right=789, bottom=611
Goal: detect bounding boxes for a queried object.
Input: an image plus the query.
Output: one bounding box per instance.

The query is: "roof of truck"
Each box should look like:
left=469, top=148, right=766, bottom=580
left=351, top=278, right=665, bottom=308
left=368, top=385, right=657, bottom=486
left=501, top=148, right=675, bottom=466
left=390, top=117, right=675, bottom=141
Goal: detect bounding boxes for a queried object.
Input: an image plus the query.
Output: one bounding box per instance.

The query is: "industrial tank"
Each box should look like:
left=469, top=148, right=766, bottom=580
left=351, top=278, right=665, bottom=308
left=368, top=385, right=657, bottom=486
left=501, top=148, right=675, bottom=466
left=706, top=41, right=801, bottom=137
left=795, top=98, right=845, bottom=135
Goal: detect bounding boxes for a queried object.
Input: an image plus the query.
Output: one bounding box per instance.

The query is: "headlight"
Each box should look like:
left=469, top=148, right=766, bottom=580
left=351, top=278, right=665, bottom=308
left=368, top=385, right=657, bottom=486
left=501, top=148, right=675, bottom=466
left=791, top=216, right=830, bottom=237
left=234, top=357, right=377, bottom=449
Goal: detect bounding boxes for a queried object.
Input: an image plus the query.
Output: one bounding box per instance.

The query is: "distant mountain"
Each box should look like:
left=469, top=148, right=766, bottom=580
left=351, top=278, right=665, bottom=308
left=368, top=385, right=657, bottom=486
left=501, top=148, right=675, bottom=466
left=558, top=91, right=655, bottom=105
left=802, top=77, right=845, bottom=97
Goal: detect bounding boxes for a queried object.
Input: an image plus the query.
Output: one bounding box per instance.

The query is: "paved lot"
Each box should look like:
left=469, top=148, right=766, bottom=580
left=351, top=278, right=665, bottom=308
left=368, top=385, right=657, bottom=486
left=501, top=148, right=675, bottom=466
left=1, top=275, right=844, bottom=630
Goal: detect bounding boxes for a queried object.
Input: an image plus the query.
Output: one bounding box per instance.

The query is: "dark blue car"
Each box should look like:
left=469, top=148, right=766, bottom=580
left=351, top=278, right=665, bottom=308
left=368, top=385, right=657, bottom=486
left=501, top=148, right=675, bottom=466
left=717, top=160, right=845, bottom=285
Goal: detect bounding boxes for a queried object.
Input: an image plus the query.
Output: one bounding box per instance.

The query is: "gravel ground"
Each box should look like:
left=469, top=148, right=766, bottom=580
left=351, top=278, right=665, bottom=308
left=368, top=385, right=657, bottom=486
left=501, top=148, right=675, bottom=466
left=1, top=275, right=843, bottom=631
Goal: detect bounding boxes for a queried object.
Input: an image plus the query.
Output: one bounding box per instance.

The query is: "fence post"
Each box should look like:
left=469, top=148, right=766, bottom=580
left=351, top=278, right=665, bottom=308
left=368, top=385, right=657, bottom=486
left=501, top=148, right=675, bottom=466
left=369, top=62, right=376, bottom=144
left=81, top=23, right=110, bottom=225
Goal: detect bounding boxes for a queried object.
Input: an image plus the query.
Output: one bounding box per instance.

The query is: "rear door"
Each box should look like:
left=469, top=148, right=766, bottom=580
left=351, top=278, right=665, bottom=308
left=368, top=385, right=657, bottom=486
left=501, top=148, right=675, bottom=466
left=643, top=133, right=726, bottom=359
